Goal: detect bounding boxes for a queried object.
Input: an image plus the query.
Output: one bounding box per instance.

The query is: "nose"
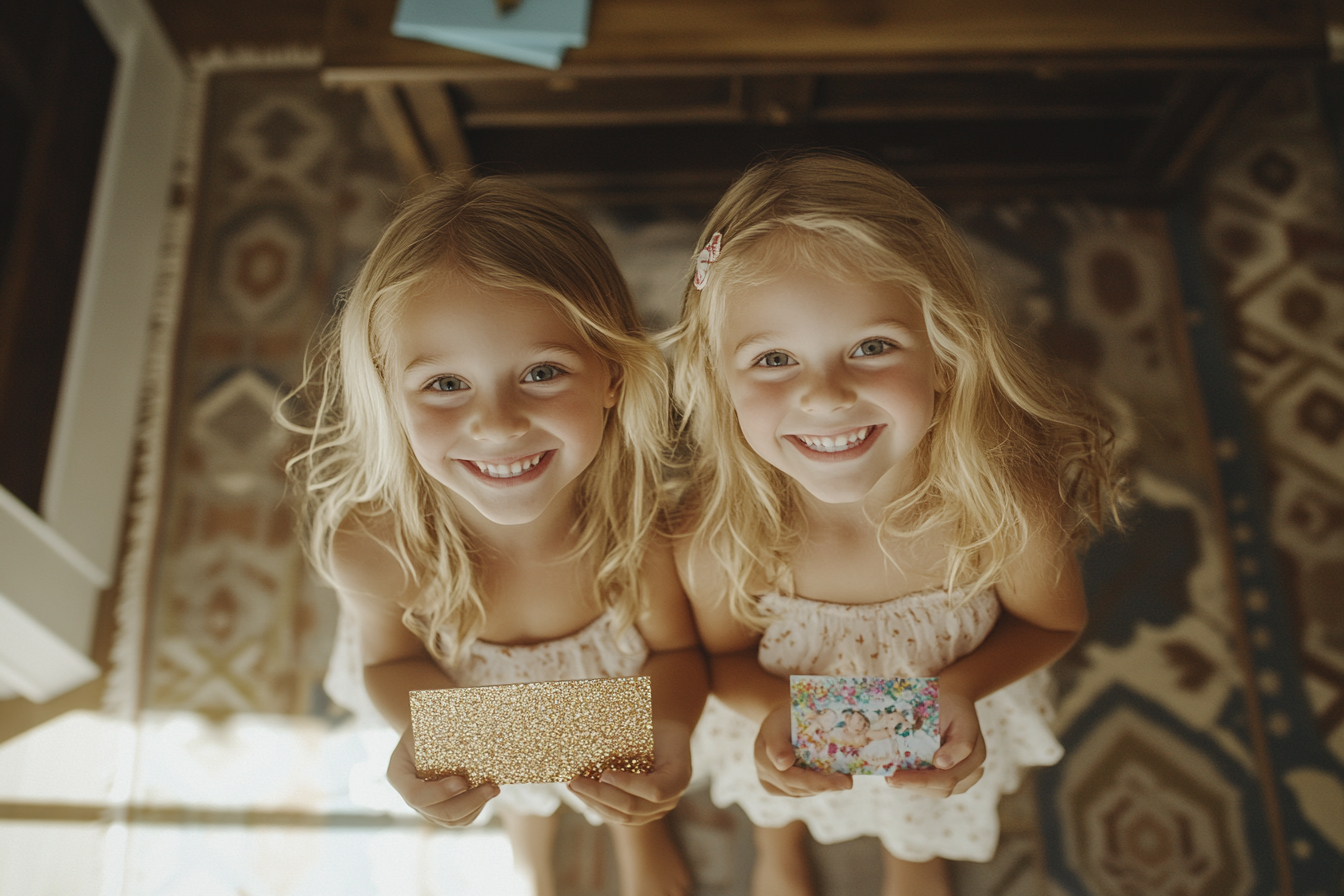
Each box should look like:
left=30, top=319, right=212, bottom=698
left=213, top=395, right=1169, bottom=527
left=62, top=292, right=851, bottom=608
left=468, top=389, right=529, bottom=441
left=799, top=363, right=857, bottom=414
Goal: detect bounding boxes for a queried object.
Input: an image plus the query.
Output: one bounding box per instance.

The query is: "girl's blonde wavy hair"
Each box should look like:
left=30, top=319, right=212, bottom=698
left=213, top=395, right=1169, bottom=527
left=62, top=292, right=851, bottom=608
left=287, top=175, right=670, bottom=663
left=667, top=152, right=1126, bottom=628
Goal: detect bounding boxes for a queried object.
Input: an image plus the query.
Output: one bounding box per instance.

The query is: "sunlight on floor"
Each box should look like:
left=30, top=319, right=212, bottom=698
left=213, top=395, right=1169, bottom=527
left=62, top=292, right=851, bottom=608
left=0, top=710, right=530, bottom=895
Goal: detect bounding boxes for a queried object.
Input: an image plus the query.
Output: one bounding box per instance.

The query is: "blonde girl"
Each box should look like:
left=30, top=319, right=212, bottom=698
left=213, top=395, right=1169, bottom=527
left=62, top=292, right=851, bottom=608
left=291, top=176, right=706, bottom=896
left=669, top=153, right=1125, bottom=896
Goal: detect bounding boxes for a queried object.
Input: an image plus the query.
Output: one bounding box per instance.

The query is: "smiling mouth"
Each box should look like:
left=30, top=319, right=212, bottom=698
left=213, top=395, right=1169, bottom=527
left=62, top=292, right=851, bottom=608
left=793, top=426, right=873, bottom=453
left=465, top=450, right=549, bottom=479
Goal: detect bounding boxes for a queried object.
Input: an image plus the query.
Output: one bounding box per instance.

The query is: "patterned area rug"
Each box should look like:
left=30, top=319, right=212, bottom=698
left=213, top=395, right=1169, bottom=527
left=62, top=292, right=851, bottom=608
left=104, top=61, right=1344, bottom=896
left=140, top=68, right=401, bottom=719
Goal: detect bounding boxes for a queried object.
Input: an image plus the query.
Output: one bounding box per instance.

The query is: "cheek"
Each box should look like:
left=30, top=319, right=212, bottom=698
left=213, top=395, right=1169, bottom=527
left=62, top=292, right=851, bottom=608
left=726, top=382, right=782, bottom=447
left=402, top=405, right=460, bottom=457
left=875, top=371, right=937, bottom=419
left=551, top=393, right=609, bottom=448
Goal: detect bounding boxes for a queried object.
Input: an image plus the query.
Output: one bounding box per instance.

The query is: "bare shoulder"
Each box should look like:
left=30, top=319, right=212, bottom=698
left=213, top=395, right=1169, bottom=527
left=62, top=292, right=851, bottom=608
left=996, top=510, right=1087, bottom=634
left=634, top=532, right=698, bottom=652
left=671, top=514, right=756, bottom=613
left=331, top=509, right=431, bottom=665
left=671, top=524, right=760, bottom=654
left=670, top=519, right=728, bottom=607
left=331, top=510, right=416, bottom=608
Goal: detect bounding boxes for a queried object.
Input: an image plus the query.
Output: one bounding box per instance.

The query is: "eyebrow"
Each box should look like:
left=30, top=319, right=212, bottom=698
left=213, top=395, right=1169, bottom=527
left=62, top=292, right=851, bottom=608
left=731, top=318, right=920, bottom=355
left=733, top=332, right=781, bottom=354
left=401, top=343, right=588, bottom=375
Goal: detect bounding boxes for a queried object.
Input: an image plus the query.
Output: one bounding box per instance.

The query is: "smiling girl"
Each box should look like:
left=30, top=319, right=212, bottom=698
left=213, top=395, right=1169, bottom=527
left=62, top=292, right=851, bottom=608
left=289, top=176, right=706, bottom=896
left=669, top=153, right=1126, bottom=896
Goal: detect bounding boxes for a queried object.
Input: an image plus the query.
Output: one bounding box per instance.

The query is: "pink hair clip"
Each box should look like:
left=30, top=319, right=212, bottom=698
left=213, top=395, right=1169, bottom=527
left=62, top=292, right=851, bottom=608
left=694, top=232, right=723, bottom=290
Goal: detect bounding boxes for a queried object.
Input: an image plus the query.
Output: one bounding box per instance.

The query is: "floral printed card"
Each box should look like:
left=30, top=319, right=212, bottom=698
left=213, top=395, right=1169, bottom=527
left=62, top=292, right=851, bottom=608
left=790, top=676, right=940, bottom=774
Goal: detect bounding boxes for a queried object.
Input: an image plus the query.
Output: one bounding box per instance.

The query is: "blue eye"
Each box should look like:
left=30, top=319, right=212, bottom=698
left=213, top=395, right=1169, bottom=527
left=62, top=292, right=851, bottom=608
left=524, top=364, right=563, bottom=383
left=853, top=339, right=894, bottom=357
left=427, top=375, right=467, bottom=392
left=756, top=351, right=794, bottom=368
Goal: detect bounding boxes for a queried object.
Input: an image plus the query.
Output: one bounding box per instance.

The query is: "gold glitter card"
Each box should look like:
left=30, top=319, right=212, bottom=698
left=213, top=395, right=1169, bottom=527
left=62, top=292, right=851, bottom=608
left=410, top=676, right=655, bottom=787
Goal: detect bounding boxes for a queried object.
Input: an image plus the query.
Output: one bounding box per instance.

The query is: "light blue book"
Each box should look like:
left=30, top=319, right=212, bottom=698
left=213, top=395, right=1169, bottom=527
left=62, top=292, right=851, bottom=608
left=394, top=24, right=569, bottom=69
left=393, top=0, right=591, bottom=69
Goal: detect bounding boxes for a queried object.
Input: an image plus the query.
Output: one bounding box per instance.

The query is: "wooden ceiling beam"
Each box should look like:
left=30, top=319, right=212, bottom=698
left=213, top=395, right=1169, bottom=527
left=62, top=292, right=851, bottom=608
left=402, top=82, right=473, bottom=173
left=358, top=83, right=433, bottom=185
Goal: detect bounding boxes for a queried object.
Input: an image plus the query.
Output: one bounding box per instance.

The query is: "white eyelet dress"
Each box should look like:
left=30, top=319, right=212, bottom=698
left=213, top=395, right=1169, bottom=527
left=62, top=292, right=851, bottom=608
left=436, top=609, right=650, bottom=823
left=692, top=588, right=1062, bottom=862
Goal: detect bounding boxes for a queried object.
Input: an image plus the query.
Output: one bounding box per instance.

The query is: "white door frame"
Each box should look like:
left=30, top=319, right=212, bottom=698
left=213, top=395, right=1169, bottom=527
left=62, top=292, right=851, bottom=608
left=0, top=0, right=183, bottom=702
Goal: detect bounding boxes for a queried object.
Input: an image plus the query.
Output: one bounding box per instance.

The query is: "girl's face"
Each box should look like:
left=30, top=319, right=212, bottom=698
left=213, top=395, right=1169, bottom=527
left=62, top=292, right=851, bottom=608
left=844, top=711, right=870, bottom=733
left=720, top=264, right=940, bottom=505
left=392, top=279, right=616, bottom=527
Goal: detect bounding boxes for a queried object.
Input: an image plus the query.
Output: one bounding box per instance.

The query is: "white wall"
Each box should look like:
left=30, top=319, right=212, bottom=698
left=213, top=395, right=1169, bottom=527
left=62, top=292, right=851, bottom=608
left=0, top=0, right=184, bottom=702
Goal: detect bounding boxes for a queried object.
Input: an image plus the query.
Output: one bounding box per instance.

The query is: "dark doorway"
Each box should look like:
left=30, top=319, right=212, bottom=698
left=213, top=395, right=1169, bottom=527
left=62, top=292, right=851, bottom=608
left=0, top=0, right=117, bottom=512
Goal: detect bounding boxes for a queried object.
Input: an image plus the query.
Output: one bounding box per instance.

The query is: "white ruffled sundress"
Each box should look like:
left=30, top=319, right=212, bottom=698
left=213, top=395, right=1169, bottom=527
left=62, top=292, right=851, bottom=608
left=692, top=588, right=1062, bottom=862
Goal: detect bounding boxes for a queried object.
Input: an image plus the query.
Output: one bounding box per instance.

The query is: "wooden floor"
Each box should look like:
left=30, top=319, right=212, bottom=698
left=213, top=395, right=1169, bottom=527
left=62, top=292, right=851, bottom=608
left=148, top=0, right=324, bottom=54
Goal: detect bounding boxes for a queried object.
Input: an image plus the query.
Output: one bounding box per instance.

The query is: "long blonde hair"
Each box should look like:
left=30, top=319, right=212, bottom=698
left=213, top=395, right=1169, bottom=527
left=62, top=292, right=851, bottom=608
left=288, top=176, right=670, bottom=662
left=667, top=152, right=1126, bottom=627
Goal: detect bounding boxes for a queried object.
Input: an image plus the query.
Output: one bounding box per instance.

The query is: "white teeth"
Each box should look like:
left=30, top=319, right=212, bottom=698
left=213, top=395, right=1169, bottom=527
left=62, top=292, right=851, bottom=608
left=797, top=427, right=871, bottom=453
left=472, top=452, right=545, bottom=478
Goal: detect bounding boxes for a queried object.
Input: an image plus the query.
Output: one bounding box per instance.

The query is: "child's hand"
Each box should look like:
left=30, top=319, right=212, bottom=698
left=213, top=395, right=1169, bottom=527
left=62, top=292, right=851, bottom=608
left=884, top=690, right=986, bottom=797
left=755, top=705, right=852, bottom=797
left=568, top=719, right=693, bottom=824
left=386, top=727, right=499, bottom=826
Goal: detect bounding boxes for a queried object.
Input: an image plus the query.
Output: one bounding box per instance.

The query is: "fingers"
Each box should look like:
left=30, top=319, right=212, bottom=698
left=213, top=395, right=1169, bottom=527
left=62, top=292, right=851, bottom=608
left=396, top=772, right=468, bottom=810
left=759, top=707, right=797, bottom=772
left=768, top=741, right=796, bottom=772
left=932, top=692, right=982, bottom=768
left=568, top=775, right=673, bottom=825
left=755, top=760, right=853, bottom=797
left=886, top=731, right=987, bottom=799
left=932, top=722, right=977, bottom=770
left=569, top=718, right=696, bottom=824
left=596, top=768, right=680, bottom=805
left=754, top=705, right=851, bottom=797
left=933, top=741, right=971, bottom=770
left=386, top=729, right=499, bottom=828
left=411, top=778, right=501, bottom=827
left=951, top=765, right=985, bottom=795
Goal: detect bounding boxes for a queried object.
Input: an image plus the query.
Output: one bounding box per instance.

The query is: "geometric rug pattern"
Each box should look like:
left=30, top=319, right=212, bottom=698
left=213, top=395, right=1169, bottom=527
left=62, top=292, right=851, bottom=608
left=121, top=63, right=1344, bottom=895
left=1209, top=73, right=1344, bottom=773
left=951, top=200, right=1274, bottom=896
left=1183, top=70, right=1344, bottom=894
left=1204, top=72, right=1344, bottom=767
left=142, top=69, right=403, bottom=719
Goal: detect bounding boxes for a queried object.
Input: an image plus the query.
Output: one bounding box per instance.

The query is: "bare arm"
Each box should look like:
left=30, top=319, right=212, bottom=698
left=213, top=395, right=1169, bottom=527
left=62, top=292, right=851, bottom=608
left=570, top=535, right=709, bottom=823
left=676, top=539, right=786, bottom=723
left=639, top=533, right=710, bottom=731
left=706, top=649, right=789, bottom=725
left=331, top=514, right=498, bottom=824
left=939, top=524, right=1087, bottom=703
left=334, top=544, right=453, bottom=734
left=363, top=657, right=454, bottom=733
left=887, top=525, right=1087, bottom=797
left=675, top=535, right=851, bottom=797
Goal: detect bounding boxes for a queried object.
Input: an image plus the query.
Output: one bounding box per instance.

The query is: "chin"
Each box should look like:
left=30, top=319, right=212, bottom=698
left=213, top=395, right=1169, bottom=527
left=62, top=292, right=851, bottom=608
left=437, top=477, right=553, bottom=527
left=796, top=478, right=880, bottom=505
left=466, top=499, right=550, bottom=526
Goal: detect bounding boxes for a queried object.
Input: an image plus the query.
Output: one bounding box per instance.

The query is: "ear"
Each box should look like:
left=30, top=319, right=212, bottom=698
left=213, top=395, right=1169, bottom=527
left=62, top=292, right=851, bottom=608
left=603, top=365, right=622, bottom=409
